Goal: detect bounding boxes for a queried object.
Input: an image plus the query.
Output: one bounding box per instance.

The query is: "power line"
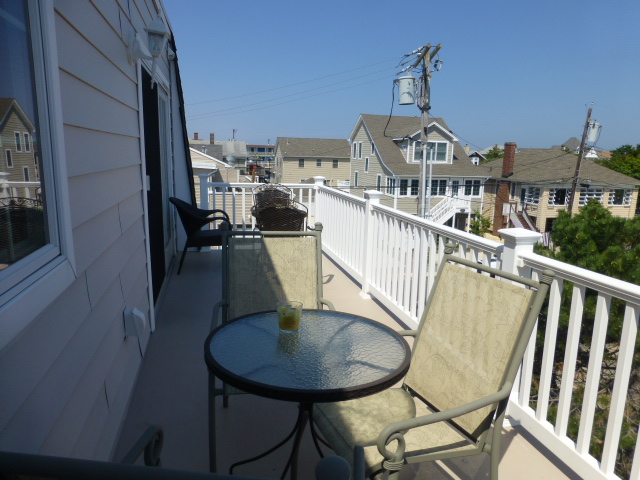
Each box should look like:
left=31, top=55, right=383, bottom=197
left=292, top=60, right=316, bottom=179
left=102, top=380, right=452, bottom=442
left=185, top=55, right=404, bottom=106
left=188, top=67, right=395, bottom=119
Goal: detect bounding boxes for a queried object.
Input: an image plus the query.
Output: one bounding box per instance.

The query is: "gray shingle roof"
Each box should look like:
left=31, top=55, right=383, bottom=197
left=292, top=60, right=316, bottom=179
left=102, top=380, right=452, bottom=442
left=358, top=114, right=488, bottom=177
left=276, top=137, right=350, bottom=158
left=485, top=148, right=640, bottom=186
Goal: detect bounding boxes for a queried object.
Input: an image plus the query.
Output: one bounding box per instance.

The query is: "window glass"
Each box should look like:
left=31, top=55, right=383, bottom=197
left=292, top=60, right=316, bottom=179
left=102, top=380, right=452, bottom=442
left=427, top=142, right=447, bottom=162
left=430, top=179, right=446, bottom=196
left=0, top=0, right=49, bottom=271
left=332, top=159, right=338, bottom=168
left=386, top=177, right=395, bottom=195
left=524, top=187, right=541, bottom=204
left=464, top=179, right=481, bottom=196
left=413, top=141, right=423, bottom=162
left=579, top=187, right=604, bottom=206
left=410, top=179, right=419, bottom=196
left=298, top=159, right=304, bottom=168
left=399, top=179, right=408, bottom=196
left=316, top=159, right=322, bottom=167
left=376, top=175, right=381, bottom=191
left=451, top=180, right=459, bottom=195
left=354, top=171, right=358, bottom=187
left=549, top=188, right=568, bottom=206
left=609, top=189, right=631, bottom=206
left=364, top=157, right=369, bottom=173
left=371, top=142, right=375, bottom=155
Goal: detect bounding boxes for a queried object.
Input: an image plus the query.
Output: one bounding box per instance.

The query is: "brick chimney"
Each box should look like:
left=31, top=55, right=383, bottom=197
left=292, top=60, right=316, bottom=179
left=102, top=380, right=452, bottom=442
left=493, top=142, right=517, bottom=235
left=194, top=132, right=199, bottom=140
left=502, top=142, right=516, bottom=177
left=210, top=133, right=215, bottom=144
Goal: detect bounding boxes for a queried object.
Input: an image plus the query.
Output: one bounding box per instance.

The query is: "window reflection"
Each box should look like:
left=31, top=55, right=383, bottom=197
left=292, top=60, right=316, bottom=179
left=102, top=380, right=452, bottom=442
left=0, top=0, right=47, bottom=270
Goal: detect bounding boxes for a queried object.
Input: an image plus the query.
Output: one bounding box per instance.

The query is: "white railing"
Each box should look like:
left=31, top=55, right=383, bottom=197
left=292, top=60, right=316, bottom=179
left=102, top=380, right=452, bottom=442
left=198, top=177, right=640, bottom=480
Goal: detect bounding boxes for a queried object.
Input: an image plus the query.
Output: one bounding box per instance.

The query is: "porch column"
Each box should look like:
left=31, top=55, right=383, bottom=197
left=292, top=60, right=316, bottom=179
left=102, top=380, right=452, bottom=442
left=198, top=173, right=210, bottom=210
left=360, top=190, right=383, bottom=299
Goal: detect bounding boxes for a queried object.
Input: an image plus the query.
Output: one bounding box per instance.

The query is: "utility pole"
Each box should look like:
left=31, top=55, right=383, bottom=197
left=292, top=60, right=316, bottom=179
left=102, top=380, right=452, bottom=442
left=567, top=106, right=593, bottom=216
left=415, top=43, right=441, bottom=219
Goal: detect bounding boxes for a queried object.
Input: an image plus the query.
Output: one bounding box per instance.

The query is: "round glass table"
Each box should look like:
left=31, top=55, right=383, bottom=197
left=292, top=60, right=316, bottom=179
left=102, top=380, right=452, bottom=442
left=204, top=309, right=411, bottom=479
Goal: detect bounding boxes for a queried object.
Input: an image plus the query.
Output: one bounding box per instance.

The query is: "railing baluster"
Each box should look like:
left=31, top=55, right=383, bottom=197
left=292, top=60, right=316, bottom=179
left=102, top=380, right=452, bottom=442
left=537, top=277, right=563, bottom=422
left=576, top=293, right=611, bottom=455
left=555, top=284, right=585, bottom=437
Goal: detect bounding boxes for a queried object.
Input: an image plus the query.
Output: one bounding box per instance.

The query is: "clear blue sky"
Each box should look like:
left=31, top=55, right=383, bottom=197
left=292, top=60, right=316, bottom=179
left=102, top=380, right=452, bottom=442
left=164, top=0, right=639, bottom=151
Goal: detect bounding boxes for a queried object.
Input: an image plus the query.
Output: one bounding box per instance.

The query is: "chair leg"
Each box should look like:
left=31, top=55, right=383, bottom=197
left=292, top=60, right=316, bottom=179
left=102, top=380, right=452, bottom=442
left=208, top=373, right=217, bottom=473
left=177, top=240, right=189, bottom=275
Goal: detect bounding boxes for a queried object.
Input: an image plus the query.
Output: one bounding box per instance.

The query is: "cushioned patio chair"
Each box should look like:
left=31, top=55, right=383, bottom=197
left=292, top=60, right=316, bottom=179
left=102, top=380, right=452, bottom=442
left=169, top=197, right=231, bottom=274
left=208, top=223, right=335, bottom=472
left=313, top=245, right=554, bottom=480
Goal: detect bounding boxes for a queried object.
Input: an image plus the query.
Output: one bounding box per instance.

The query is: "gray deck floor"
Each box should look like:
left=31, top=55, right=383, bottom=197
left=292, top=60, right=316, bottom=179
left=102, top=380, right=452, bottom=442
left=114, top=250, right=580, bottom=479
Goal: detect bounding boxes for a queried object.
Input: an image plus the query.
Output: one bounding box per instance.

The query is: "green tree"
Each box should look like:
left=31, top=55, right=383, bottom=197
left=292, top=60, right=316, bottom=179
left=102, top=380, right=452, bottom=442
left=484, top=146, right=503, bottom=162
left=598, top=144, right=640, bottom=180
left=469, top=210, right=492, bottom=237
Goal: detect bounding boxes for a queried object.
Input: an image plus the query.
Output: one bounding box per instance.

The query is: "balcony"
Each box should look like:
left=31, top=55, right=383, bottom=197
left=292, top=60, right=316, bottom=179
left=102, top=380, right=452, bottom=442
left=115, top=180, right=640, bottom=480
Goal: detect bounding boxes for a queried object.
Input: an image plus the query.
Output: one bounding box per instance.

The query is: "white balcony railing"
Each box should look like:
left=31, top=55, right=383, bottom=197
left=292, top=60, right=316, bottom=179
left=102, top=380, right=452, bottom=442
left=198, top=175, right=640, bottom=480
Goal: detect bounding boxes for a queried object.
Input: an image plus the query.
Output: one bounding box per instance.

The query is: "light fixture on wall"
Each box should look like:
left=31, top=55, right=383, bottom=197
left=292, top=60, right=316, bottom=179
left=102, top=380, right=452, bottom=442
left=127, top=16, right=170, bottom=87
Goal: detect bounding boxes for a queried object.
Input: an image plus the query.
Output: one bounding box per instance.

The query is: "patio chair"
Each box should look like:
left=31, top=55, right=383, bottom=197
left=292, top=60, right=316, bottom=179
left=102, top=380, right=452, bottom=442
left=251, top=199, right=308, bottom=231
left=252, top=183, right=292, bottom=208
left=208, top=223, right=335, bottom=472
left=169, top=197, right=231, bottom=275
left=312, top=245, right=554, bottom=480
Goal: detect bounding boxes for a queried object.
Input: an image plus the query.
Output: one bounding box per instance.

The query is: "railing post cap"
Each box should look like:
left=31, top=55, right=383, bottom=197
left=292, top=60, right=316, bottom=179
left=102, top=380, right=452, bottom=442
left=313, top=176, right=326, bottom=185
left=498, top=228, right=542, bottom=246
left=364, top=190, right=384, bottom=201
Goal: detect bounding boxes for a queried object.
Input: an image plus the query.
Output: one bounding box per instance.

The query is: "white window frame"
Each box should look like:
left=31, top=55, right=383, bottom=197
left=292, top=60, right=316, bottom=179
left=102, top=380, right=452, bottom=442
left=451, top=180, right=460, bottom=196
left=548, top=187, right=569, bottom=206
left=464, top=179, right=482, bottom=197
left=431, top=179, right=447, bottom=196
left=364, top=157, right=369, bottom=173
left=358, top=142, right=362, bottom=159
left=398, top=178, right=420, bottom=197
left=386, top=177, right=396, bottom=196
left=523, top=186, right=541, bottom=204
left=427, top=141, right=448, bottom=163
left=371, top=142, right=375, bottom=155
left=23, top=166, right=30, bottom=181
left=1, top=2, right=76, bottom=338
left=609, top=188, right=632, bottom=206
left=412, top=140, right=422, bottom=163
left=14, top=131, right=22, bottom=152
left=352, top=142, right=357, bottom=158
left=24, top=132, right=31, bottom=152
left=579, top=187, right=604, bottom=206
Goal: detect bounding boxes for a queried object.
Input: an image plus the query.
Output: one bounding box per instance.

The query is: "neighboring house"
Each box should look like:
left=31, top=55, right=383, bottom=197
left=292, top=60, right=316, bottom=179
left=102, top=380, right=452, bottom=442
left=486, top=143, right=640, bottom=234
left=551, top=136, right=581, bottom=153
left=247, top=144, right=275, bottom=160
left=273, top=137, right=351, bottom=188
left=189, top=148, right=236, bottom=204
left=468, top=150, right=487, bottom=166
left=348, top=114, right=493, bottom=229
left=0, top=98, right=39, bottom=198
left=189, top=132, right=224, bottom=160
left=1, top=0, right=193, bottom=461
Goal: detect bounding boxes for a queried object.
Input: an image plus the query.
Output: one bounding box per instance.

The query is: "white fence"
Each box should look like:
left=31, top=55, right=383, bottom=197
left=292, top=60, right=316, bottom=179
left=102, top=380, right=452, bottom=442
left=200, top=177, right=640, bottom=480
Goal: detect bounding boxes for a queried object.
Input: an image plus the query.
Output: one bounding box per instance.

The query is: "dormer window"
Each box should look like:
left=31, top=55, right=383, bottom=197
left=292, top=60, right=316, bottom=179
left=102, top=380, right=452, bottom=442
left=427, top=142, right=448, bottom=162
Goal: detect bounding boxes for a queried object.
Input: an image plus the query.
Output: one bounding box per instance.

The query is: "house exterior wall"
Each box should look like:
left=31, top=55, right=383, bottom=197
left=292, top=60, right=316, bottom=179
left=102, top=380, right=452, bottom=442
left=279, top=157, right=349, bottom=186
left=350, top=124, right=384, bottom=197
left=0, top=0, right=183, bottom=461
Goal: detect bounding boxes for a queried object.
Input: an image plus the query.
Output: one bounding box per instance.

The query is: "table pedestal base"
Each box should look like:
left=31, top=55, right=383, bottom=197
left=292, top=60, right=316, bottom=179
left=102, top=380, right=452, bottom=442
left=229, top=402, right=326, bottom=480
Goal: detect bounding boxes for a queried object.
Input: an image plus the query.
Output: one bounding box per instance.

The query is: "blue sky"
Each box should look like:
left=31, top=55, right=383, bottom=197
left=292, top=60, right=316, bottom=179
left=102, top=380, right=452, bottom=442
left=164, top=0, right=639, bottom=151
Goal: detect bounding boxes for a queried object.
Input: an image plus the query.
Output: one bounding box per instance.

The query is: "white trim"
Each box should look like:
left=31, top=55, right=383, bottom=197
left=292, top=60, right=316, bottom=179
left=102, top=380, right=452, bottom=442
left=0, top=0, right=76, bottom=338
left=136, top=61, right=157, bottom=331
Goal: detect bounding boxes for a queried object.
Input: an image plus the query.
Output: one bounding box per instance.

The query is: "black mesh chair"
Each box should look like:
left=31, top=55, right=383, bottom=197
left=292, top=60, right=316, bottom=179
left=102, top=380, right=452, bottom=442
left=169, top=197, right=231, bottom=274
left=252, top=184, right=292, bottom=208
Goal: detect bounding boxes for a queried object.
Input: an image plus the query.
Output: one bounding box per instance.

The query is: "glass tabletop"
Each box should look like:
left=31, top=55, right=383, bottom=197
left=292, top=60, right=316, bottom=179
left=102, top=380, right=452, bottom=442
left=205, top=310, right=411, bottom=403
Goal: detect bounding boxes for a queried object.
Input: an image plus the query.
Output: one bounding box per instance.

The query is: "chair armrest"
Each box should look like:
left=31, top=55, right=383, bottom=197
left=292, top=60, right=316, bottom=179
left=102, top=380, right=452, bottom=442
left=376, top=383, right=513, bottom=461
left=119, top=425, right=164, bottom=466
left=397, top=330, right=418, bottom=337
left=319, top=298, right=336, bottom=310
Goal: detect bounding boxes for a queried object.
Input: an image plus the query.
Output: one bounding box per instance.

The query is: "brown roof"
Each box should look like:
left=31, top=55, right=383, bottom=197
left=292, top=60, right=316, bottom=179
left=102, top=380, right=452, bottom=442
left=358, top=114, right=489, bottom=177
left=276, top=137, right=350, bottom=159
left=485, top=148, right=639, bottom=187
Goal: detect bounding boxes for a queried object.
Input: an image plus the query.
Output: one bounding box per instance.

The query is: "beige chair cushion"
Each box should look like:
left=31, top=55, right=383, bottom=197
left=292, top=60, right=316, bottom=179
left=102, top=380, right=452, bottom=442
left=227, top=236, right=319, bottom=319
left=314, top=389, right=476, bottom=476
left=405, top=262, right=534, bottom=437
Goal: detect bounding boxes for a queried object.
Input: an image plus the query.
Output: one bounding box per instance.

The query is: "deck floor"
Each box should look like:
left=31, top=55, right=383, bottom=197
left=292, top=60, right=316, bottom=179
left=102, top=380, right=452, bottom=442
left=114, top=250, right=580, bottom=480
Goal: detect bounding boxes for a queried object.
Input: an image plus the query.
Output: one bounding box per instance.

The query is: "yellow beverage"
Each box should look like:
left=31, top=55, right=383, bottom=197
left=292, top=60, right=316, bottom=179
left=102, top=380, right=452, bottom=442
left=277, top=301, right=302, bottom=332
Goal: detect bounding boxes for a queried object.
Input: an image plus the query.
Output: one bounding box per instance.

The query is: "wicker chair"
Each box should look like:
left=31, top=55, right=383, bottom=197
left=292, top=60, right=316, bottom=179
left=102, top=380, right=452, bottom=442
left=252, top=183, right=292, bottom=208
left=251, top=199, right=308, bottom=231
left=169, top=197, right=231, bottom=274
left=313, top=245, right=554, bottom=480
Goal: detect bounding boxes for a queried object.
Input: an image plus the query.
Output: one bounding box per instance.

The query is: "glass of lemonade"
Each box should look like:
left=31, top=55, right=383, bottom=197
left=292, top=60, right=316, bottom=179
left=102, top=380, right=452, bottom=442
left=277, top=301, right=302, bottom=332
